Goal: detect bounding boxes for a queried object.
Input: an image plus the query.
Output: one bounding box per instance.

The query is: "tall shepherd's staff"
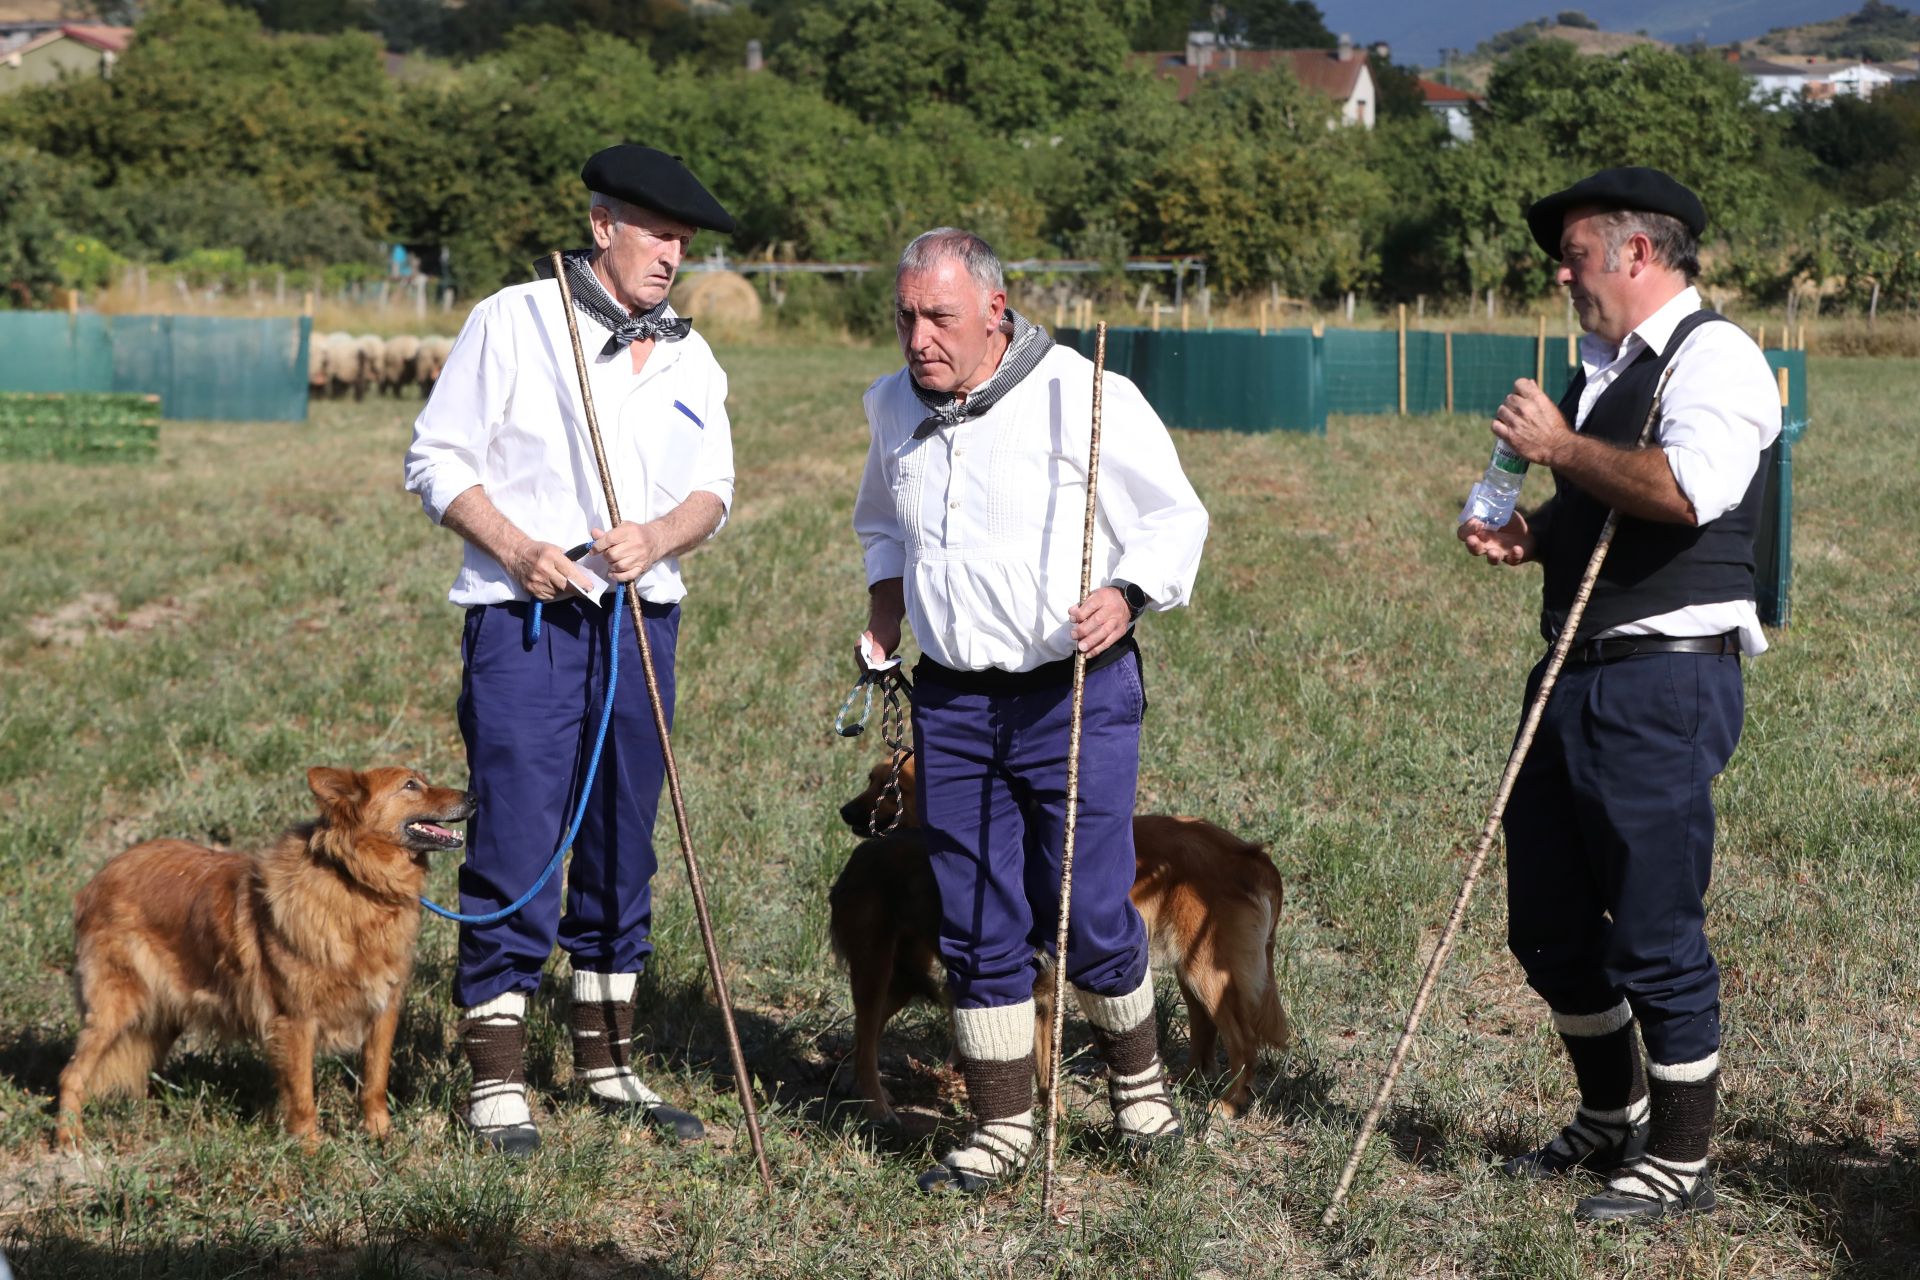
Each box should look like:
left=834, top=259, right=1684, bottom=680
left=549, top=252, right=774, bottom=1197
left=1321, top=364, right=1680, bottom=1227
left=1041, top=321, right=1108, bottom=1218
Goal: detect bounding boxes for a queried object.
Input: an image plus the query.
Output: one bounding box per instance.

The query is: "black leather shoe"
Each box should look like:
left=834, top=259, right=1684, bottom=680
left=1501, top=1114, right=1647, bottom=1180
left=644, top=1103, right=706, bottom=1142
left=916, top=1162, right=994, bottom=1194
left=585, top=1092, right=706, bottom=1141
left=1576, top=1166, right=1715, bottom=1222
left=464, top=1117, right=541, bottom=1157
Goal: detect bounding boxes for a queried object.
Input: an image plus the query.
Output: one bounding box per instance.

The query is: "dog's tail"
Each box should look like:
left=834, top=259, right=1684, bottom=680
left=1247, top=858, right=1294, bottom=1053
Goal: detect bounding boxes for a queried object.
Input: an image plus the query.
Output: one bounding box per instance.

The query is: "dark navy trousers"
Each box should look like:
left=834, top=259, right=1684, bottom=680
left=1503, top=649, right=1743, bottom=1067
left=452, top=596, right=678, bottom=1009
left=912, top=653, right=1150, bottom=1011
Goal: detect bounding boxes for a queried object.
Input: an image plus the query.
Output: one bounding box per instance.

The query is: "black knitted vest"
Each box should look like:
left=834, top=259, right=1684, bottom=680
left=1539, top=309, right=1768, bottom=643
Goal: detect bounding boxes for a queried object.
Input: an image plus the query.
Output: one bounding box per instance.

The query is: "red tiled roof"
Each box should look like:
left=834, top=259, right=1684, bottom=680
left=1135, top=48, right=1368, bottom=103
left=58, top=23, right=131, bottom=52
left=1414, top=76, right=1478, bottom=103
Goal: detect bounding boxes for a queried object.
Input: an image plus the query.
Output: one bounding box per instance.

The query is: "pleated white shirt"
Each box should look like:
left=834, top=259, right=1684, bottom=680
left=855, top=344, right=1208, bottom=674
left=404, top=280, right=733, bottom=607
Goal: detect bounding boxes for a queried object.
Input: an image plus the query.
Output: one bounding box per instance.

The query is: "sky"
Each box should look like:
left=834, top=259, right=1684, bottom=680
left=1309, top=1, right=1866, bottom=68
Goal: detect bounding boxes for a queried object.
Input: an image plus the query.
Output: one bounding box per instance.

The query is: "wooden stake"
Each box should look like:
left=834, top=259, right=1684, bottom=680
left=1056, top=300, right=1066, bottom=330
left=1397, top=303, right=1408, bottom=416
left=1180, top=301, right=1190, bottom=332
left=1259, top=298, right=1269, bottom=336
left=1758, top=323, right=1767, bottom=351
left=1041, top=322, right=1107, bottom=1220
left=1798, top=322, right=1806, bottom=351
left=1534, top=314, right=1546, bottom=384
left=1778, top=365, right=1789, bottom=408
left=1152, top=304, right=1161, bottom=332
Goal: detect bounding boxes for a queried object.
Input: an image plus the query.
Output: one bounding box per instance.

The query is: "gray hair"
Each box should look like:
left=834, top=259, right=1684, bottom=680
left=589, top=191, right=643, bottom=226
left=1596, top=209, right=1700, bottom=282
left=897, top=228, right=1004, bottom=295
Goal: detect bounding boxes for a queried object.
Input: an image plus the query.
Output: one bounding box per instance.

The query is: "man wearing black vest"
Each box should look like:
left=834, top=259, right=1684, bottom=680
left=1458, top=168, right=1780, bottom=1222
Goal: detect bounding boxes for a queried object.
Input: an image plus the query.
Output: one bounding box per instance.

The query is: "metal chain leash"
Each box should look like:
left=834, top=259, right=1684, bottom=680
left=834, top=665, right=914, bottom=837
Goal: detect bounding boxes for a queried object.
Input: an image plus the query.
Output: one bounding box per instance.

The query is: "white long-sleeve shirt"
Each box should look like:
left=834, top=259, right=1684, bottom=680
left=1572, top=287, right=1781, bottom=653
left=855, top=344, right=1208, bottom=673
left=403, top=281, right=734, bottom=607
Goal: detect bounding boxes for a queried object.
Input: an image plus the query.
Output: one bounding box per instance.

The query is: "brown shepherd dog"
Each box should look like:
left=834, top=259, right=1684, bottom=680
left=832, top=755, right=1291, bottom=1125
left=56, top=766, right=473, bottom=1147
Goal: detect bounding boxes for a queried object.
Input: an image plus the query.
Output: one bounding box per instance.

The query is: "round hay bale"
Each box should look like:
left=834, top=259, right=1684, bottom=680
left=673, top=271, right=761, bottom=329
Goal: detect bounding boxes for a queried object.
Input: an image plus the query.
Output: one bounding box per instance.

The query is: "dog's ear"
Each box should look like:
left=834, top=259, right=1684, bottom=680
left=306, top=767, right=365, bottom=822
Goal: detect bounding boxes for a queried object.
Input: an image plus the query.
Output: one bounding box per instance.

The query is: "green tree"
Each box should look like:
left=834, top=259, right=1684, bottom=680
left=1216, top=0, right=1332, bottom=48
left=1110, top=67, right=1383, bottom=292
left=0, top=145, right=69, bottom=307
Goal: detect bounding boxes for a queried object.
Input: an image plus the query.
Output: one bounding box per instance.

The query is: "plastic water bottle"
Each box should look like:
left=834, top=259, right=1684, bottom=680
left=1459, top=441, right=1529, bottom=529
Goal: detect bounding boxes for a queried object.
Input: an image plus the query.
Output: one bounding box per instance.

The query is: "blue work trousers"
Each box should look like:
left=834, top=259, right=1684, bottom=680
left=451, top=596, right=677, bottom=1008
left=1503, top=650, right=1743, bottom=1067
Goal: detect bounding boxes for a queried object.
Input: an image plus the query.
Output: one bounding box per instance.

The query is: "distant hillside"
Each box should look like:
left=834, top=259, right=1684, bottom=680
left=1742, top=1, right=1920, bottom=59
left=1427, top=23, right=1666, bottom=93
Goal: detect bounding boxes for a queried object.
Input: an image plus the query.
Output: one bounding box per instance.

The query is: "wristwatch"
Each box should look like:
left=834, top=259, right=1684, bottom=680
left=1115, top=580, right=1149, bottom=622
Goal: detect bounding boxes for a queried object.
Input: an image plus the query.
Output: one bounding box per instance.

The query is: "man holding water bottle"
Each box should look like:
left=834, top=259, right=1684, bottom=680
left=1457, top=168, right=1780, bottom=1222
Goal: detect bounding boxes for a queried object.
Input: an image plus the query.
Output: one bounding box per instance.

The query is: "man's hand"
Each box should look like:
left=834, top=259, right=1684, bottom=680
left=591, top=522, right=666, bottom=584
left=1069, top=586, right=1131, bottom=658
left=507, top=538, right=597, bottom=600
left=1492, top=378, right=1573, bottom=467
left=1458, top=508, right=1535, bottom=567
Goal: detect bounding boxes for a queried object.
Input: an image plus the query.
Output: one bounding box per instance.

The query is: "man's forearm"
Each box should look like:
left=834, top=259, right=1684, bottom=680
left=1550, top=436, right=1696, bottom=525
left=442, top=485, right=531, bottom=566
left=867, top=577, right=905, bottom=627
left=646, top=491, right=726, bottom=561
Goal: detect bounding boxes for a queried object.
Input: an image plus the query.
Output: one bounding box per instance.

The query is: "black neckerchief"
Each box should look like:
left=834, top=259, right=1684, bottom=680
left=910, top=308, right=1053, bottom=440
left=560, top=248, right=691, bottom=356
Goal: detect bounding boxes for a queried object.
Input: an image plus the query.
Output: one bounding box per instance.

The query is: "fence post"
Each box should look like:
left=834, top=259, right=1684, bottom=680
left=1345, top=291, right=1356, bottom=323
left=1535, top=314, right=1545, bottom=384
left=1056, top=300, right=1066, bottom=330
left=1567, top=331, right=1576, bottom=369
left=1397, top=303, right=1408, bottom=416
left=1259, top=298, right=1269, bottom=336
left=303, top=290, right=315, bottom=318
left=1797, top=322, right=1806, bottom=351
left=1181, top=301, right=1190, bottom=332
left=1444, top=330, right=1454, bottom=415
left=1758, top=323, right=1767, bottom=350
left=1152, top=304, right=1161, bottom=332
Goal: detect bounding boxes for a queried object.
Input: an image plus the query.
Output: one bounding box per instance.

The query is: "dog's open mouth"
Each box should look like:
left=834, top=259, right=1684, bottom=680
left=404, top=820, right=466, bottom=850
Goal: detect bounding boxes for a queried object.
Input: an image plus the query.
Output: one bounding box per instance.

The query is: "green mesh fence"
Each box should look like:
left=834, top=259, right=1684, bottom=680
left=0, top=313, right=311, bottom=422
left=1055, top=327, right=1326, bottom=434
left=1759, top=350, right=1807, bottom=629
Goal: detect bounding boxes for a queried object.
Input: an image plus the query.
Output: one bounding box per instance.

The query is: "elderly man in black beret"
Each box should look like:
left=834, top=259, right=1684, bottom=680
left=1458, top=167, right=1780, bottom=1221
left=405, top=145, right=737, bottom=1154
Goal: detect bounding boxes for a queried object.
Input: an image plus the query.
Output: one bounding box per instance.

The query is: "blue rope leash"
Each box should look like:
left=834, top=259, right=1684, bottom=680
left=420, top=595, right=621, bottom=925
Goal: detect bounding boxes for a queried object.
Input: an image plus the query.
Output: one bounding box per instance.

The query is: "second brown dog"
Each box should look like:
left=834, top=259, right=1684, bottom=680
left=832, top=756, right=1291, bottom=1125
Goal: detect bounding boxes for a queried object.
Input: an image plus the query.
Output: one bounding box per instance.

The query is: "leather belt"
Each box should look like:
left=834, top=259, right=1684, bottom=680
left=1564, top=631, right=1740, bottom=666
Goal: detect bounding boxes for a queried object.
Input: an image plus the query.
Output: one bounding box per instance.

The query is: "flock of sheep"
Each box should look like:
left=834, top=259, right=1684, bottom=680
left=307, top=332, right=453, bottom=401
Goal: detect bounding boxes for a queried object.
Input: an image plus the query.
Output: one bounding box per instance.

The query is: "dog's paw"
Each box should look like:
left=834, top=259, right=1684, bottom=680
left=363, top=1107, right=393, bottom=1140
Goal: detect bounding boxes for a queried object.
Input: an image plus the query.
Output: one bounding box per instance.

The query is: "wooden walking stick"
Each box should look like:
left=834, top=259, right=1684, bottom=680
left=550, top=252, right=774, bottom=1196
left=1321, top=364, right=1681, bottom=1227
left=1041, top=321, right=1108, bottom=1218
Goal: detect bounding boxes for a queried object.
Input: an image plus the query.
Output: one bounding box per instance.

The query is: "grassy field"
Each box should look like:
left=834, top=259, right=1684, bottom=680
left=0, top=348, right=1915, bottom=1278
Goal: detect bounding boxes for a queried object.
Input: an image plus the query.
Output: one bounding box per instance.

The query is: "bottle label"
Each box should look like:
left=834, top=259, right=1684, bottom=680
left=1491, top=447, right=1529, bottom=476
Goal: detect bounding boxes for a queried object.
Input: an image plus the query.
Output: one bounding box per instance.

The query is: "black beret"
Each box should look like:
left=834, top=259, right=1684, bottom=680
left=582, top=144, right=736, bottom=236
left=1525, top=167, right=1706, bottom=260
